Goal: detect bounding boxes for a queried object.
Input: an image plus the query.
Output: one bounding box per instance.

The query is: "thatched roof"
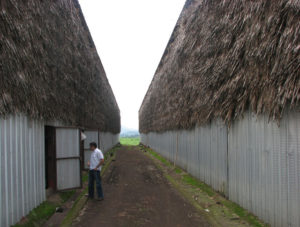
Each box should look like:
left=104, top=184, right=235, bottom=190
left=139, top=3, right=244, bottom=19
left=0, top=0, right=120, bottom=133
left=139, top=0, right=300, bottom=133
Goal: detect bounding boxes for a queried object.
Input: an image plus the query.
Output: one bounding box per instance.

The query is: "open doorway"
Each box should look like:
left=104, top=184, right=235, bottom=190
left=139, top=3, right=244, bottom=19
left=45, top=126, right=56, bottom=191
left=45, top=126, right=82, bottom=192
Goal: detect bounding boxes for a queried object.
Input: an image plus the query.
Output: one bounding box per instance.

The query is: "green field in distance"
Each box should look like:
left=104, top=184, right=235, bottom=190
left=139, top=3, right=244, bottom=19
left=120, top=137, right=140, bottom=146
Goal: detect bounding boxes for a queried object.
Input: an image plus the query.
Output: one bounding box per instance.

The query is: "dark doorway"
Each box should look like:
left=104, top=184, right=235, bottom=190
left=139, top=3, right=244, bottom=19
left=45, top=126, right=56, bottom=190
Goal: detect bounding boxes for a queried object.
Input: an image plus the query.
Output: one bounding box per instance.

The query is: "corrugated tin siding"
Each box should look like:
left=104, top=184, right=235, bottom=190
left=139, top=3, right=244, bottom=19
left=83, top=131, right=99, bottom=169
left=99, top=132, right=119, bottom=152
left=56, top=128, right=80, bottom=158
left=141, top=111, right=300, bottom=227
left=228, top=111, right=300, bottom=227
left=56, top=128, right=81, bottom=190
left=84, top=131, right=99, bottom=149
left=56, top=159, right=81, bottom=190
left=142, top=119, right=228, bottom=194
left=0, top=115, right=46, bottom=227
left=84, top=131, right=119, bottom=169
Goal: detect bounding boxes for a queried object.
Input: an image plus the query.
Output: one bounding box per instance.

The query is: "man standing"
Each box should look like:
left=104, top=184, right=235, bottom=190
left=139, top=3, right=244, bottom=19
left=87, top=142, right=104, bottom=201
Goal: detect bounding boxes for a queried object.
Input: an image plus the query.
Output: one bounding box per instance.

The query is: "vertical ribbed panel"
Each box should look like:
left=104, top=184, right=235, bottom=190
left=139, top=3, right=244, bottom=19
left=56, top=128, right=80, bottom=158
left=56, top=159, right=81, bottom=190
left=286, top=111, right=300, bottom=227
left=55, top=128, right=80, bottom=190
left=141, top=110, right=300, bottom=227
left=84, top=132, right=119, bottom=169
left=0, top=115, right=45, bottom=227
left=228, top=111, right=295, bottom=226
left=84, top=131, right=99, bottom=149
left=84, top=131, right=98, bottom=169
left=141, top=120, right=228, bottom=194
left=99, top=132, right=119, bottom=152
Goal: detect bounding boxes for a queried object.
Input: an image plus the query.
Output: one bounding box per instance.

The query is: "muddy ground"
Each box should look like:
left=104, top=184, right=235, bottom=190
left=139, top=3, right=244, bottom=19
left=73, top=146, right=210, bottom=227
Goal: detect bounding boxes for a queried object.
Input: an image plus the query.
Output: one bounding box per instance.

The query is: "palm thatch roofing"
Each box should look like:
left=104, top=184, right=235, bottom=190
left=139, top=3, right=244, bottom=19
left=139, top=0, right=300, bottom=133
left=0, top=0, right=120, bottom=133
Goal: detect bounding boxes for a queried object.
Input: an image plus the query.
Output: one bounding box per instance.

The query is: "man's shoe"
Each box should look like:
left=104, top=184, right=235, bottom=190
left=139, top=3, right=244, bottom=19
left=96, top=197, right=104, bottom=201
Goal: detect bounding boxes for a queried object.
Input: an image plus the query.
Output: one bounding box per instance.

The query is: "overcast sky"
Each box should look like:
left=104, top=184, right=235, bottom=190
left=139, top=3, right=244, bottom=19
left=79, top=0, right=185, bottom=130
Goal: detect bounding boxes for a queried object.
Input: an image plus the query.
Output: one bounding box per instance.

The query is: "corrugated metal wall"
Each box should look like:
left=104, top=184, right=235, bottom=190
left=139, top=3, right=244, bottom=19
left=228, top=111, right=300, bottom=227
left=141, top=111, right=300, bottom=227
left=142, top=119, right=228, bottom=194
left=0, top=116, right=119, bottom=226
left=83, top=130, right=99, bottom=169
left=84, top=131, right=99, bottom=148
left=84, top=131, right=119, bottom=169
left=56, top=128, right=81, bottom=190
left=0, top=115, right=46, bottom=227
left=99, top=132, right=119, bottom=152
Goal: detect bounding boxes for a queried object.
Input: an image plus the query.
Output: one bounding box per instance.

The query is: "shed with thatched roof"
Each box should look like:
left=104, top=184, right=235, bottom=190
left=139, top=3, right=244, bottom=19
left=0, top=1, right=120, bottom=226
left=139, top=0, right=300, bottom=226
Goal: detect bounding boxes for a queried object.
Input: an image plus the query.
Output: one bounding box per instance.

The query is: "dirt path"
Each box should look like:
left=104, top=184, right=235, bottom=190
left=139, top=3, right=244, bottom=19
left=73, top=146, right=210, bottom=227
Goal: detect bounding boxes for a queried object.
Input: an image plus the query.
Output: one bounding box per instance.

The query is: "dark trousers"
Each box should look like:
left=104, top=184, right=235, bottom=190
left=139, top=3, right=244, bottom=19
left=88, top=170, right=104, bottom=198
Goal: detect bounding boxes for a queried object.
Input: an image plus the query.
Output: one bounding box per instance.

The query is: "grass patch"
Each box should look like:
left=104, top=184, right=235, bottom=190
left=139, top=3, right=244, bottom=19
left=60, top=190, right=75, bottom=203
left=61, top=145, right=120, bottom=227
left=174, top=167, right=182, bottom=174
left=140, top=144, right=266, bottom=227
left=145, top=148, right=172, bottom=167
left=60, top=188, right=88, bottom=227
left=13, top=201, right=56, bottom=227
left=14, top=190, right=76, bottom=226
left=15, top=145, right=119, bottom=227
left=221, top=200, right=263, bottom=227
left=182, top=175, right=215, bottom=197
left=145, top=145, right=214, bottom=197
left=120, top=137, right=140, bottom=146
left=82, top=171, right=88, bottom=183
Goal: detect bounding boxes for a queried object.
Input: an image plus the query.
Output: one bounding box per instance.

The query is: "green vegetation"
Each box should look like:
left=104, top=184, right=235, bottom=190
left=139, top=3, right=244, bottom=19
left=82, top=171, right=89, bottom=183
left=13, top=201, right=56, bottom=227
left=146, top=149, right=171, bottom=167
left=141, top=144, right=266, bottom=227
left=60, top=190, right=75, bottom=203
left=221, top=200, right=263, bottom=227
left=14, top=146, right=118, bottom=227
left=61, top=145, right=120, bottom=227
left=60, top=188, right=88, bottom=227
left=174, top=167, right=182, bottom=174
left=182, top=175, right=215, bottom=197
left=120, top=137, right=140, bottom=146
left=13, top=189, right=77, bottom=227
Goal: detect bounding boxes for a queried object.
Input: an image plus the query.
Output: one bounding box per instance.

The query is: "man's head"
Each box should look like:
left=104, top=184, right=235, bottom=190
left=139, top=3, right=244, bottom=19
left=90, top=142, right=97, bottom=151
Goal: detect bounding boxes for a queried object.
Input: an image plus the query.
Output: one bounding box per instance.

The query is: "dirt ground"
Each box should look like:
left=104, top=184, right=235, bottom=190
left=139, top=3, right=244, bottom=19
left=72, top=146, right=211, bottom=227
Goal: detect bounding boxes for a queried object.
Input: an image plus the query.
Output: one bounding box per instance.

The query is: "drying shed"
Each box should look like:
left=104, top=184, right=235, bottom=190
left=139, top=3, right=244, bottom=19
left=0, top=0, right=120, bottom=226
left=139, top=0, right=300, bottom=226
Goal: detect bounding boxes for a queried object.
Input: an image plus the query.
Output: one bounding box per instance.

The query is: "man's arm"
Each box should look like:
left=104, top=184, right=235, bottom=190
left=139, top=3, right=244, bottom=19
left=94, top=158, right=104, bottom=170
left=94, top=151, right=104, bottom=170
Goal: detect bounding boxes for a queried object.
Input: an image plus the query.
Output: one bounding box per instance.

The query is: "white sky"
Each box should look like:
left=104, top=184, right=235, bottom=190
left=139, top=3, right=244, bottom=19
left=79, top=0, right=185, bottom=130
